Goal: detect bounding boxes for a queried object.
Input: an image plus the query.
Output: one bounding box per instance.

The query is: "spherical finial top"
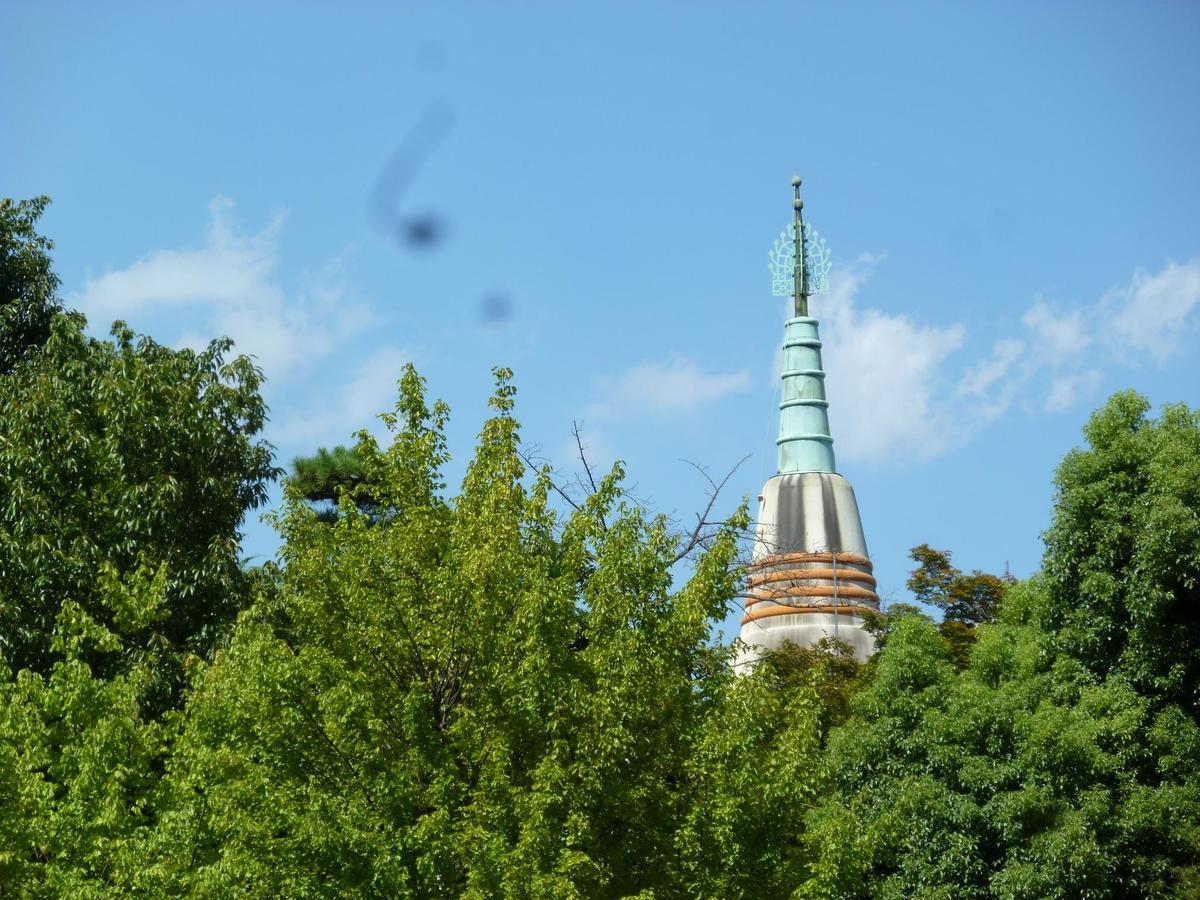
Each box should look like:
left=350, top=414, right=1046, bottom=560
left=791, top=175, right=802, bottom=187
left=793, top=198, right=804, bottom=210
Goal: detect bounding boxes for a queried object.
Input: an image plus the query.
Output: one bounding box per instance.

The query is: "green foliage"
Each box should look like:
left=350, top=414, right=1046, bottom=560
left=148, top=365, right=817, bottom=897
left=801, top=600, right=1200, bottom=897
left=0, top=197, right=62, bottom=373
left=908, top=545, right=1007, bottom=627
left=1043, top=390, right=1200, bottom=711
left=290, top=444, right=378, bottom=519
left=757, top=637, right=867, bottom=739
left=0, top=628, right=165, bottom=894
left=800, top=393, right=1200, bottom=898
left=0, top=314, right=280, bottom=708
left=908, top=544, right=1007, bottom=669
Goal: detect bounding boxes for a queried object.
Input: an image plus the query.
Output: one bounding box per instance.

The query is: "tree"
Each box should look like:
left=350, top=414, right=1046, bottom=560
left=290, top=444, right=379, bottom=521
left=290, top=444, right=369, bottom=503
left=1042, top=391, right=1200, bottom=712
left=757, top=637, right=867, bottom=740
left=0, top=199, right=280, bottom=893
left=798, top=393, right=1200, bottom=898
left=148, top=365, right=824, bottom=897
left=798, top=596, right=1200, bottom=898
left=0, top=196, right=62, bottom=373
left=0, top=603, right=168, bottom=893
left=0, top=315, right=279, bottom=707
left=907, top=544, right=1007, bottom=669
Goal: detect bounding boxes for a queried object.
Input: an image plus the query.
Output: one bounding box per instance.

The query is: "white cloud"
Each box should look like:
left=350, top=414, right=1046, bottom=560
left=819, top=255, right=967, bottom=461
left=958, top=338, right=1024, bottom=399
left=273, top=347, right=413, bottom=445
left=70, top=197, right=373, bottom=382
left=1045, top=370, right=1102, bottom=413
left=795, top=253, right=1199, bottom=464
left=586, top=355, right=751, bottom=421
left=1022, top=301, right=1090, bottom=358
left=1104, top=258, right=1200, bottom=362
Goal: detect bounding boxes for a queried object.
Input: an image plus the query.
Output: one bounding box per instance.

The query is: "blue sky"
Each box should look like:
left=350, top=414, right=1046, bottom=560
left=4, top=2, right=1198, bottom=637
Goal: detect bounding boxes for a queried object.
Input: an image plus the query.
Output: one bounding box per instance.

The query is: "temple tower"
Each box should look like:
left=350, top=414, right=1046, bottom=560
left=735, top=178, right=879, bottom=667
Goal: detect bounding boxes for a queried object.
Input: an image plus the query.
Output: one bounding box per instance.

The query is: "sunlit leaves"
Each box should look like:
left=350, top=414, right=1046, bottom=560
left=0, top=313, right=279, bottom=702
left=150, top=365, right=814, bottom=897
left=801, top=392, right=1200, bottom=897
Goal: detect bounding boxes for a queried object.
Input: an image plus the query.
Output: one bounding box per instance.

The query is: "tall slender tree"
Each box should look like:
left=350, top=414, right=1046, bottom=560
left=0, top=197, right=62, bottom=373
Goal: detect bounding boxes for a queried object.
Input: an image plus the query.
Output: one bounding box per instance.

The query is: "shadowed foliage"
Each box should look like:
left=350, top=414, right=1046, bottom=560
left=0, top=196, right=62, bottom=373
left=908, top=544, right=1007, bottom=669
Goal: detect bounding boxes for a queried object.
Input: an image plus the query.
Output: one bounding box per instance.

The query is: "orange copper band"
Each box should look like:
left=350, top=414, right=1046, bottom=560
left=741, top=604, right=872, bottom=625
left=744, top=583, right=879, bottom=603
left=749, top=551, right=873, bottom=572
left=743, top=597, right=879, bottom=615
left=744, top=595, right=879, bottom=614
left=746, top=567, right=877, bottom=589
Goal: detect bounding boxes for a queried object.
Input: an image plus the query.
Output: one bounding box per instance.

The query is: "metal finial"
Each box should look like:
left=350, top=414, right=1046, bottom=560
left=792, top=178, right=807, bottom=316
left=769, top=177, right=832, bottom=304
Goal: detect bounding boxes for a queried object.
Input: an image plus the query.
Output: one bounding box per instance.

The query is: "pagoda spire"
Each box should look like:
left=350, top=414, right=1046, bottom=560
left=776, top=177, right=836, bottom=474
left=735, top=177, right=878, bottom=669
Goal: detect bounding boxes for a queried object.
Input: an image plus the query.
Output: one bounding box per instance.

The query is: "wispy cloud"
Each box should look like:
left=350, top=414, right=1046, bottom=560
left=1104, top=258, right=1200, bottom=362
left=69, top=197, right=373, bottom=382
left=586, top=355, right=751, bottom=421
left=1022, top=300, right=1089, bottom=358
left=1045, top=370, right=1102, bottom=414
left=819, top=255, right=968, bottom=461
left=273, top=347, right=413, bottom=445
left=816, top=254, right=1200, bottom=463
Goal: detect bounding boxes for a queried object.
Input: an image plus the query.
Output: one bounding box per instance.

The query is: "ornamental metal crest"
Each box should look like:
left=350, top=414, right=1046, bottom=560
left=769, top=222, right=831, bottom=296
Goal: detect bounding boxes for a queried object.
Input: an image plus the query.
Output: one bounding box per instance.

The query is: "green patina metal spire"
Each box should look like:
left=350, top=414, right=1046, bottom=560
left=770, top=176, right=836, bottom=474
left=792, top=175, right=808, bottom=317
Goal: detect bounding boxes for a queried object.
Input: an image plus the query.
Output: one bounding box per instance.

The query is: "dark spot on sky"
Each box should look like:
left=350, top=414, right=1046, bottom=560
left=369, top=102, right=456, bottom=252
left=480, top=293, right=514, bottom=326
left=397, top=214, right=445, bottom=249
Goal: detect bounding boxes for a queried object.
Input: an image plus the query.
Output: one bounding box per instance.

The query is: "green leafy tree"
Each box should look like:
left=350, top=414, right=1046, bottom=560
left=757, top=637, right=867, bottom=739
left=800, top=594, right=1200, bottom=898
left=0, top=582, right=169, bottom=894
left=0, top=197, right=63, bottom=373
left=1042, top=390, right=1200, bottom=711
left=0, top=315, right=279, bottom=707
left=149, top=365, right=823, bottom=897
left=908, top=544, right=1007, bottom=669
left=290, top=444, right=369, bottom=503
left=798, top=393, right=1200, bottom=898
left=0, top=198, right=281, bottom=894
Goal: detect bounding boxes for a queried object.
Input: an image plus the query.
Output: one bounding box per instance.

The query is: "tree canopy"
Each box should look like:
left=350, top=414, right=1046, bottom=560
left=147, top=366, right=823, bottom=897
left=0, top=196, right=62, bottom=373
left=1, top=197, right=1198, bottom=897
left=799, top=397, right=1200, bottom=898
left=0, top=315, right=279, bottom=705
left=907, top=544, right=1008, bottom=669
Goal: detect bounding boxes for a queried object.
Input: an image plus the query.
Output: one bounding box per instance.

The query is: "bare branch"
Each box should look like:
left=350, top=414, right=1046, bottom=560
left=572, top=420, right=607, bottom=530
left=670, top=454, right=751, bottom=564
left=572, top=421, right=601, bottom=494
left=517, top=446, right=582, bottom=512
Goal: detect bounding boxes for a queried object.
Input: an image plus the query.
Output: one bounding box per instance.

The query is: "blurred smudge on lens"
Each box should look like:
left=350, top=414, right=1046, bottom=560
left=397, top=214, right=444, bottom=250
left=369, top=101, right=455, bottom=251
left=480, top=293, right=514, bottom=325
